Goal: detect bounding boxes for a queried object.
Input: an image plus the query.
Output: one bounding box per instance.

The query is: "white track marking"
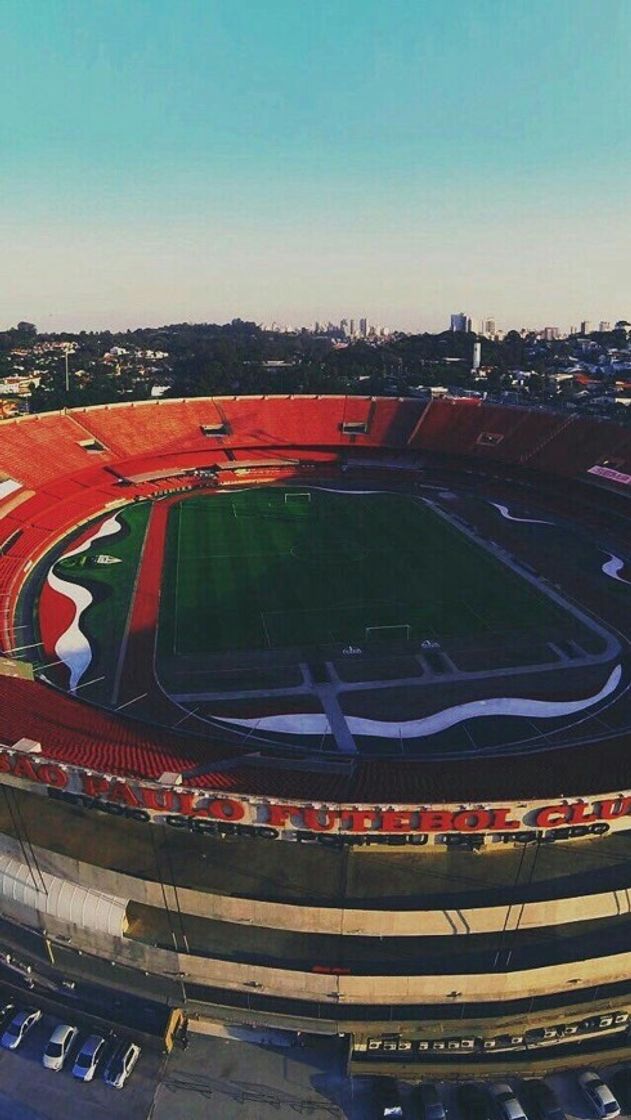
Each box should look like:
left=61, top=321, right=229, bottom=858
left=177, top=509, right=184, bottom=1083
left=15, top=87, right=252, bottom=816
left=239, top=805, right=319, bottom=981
left=212, top=666, right=621, bottom=739
left=489, top=502, right=554, bottom=525
left=45, top=514, right=123, bottom=690
left=602, top=554, right=631, bottom=584
left=213, top=712, right=331, bottom=735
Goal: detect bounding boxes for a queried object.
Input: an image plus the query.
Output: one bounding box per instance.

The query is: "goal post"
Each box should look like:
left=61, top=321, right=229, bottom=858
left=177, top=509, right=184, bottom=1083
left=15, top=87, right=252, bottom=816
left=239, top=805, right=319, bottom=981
left=284, top=491, right=312, bottom=504
left=365, top=624, right=412, bottom=643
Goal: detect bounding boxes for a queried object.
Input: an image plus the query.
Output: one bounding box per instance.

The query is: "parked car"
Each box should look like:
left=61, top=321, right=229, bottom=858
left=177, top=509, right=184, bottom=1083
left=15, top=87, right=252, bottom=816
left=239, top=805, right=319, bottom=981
left=519, top=1079, right=564, bottom=1120
left=410, top=1081, right=447, bottom=1119
left=103, top=1039, right=141, bottom=1089
left=71, top=1034, right=107, bottom=1082
left=457, top=1082, right=493, bottom=1120
left=42, top=1023, right=79, bottom=1071
left=610, top=1068, right=631, bottom=1113
left=488, top=1082, right=528, bottom=1120
left=373, top=1076, right=404, bottom=1119
left=578, top=1071, right=621, bottom=1118
left=0, top=1008, right=42, bottom=1050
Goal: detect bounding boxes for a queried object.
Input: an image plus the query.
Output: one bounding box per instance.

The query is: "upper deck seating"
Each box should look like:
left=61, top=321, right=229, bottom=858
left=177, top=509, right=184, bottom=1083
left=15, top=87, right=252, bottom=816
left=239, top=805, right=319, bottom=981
left=531, top=417, right=631, bottom=477
left=0, top=676, right=237, bottom=779
left=408, top=397, right=485, bottom=454
left=0, top=413, right=113, bottom=488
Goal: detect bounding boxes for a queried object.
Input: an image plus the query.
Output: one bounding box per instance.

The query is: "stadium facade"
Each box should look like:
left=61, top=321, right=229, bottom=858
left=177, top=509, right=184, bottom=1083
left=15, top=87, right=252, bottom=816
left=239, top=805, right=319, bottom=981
left=1, top=395, right=631, bottom=1074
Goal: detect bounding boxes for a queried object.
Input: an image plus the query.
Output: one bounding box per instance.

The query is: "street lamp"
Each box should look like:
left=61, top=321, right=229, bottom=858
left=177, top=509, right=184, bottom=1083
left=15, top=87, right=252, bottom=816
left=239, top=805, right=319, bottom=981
left=64, top=345, right=70, bottom=397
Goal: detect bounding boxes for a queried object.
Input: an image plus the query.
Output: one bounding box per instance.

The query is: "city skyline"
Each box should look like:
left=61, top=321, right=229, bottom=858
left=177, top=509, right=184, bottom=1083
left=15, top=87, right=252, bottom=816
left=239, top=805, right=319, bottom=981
left=1, top=0, right=630, bottom=332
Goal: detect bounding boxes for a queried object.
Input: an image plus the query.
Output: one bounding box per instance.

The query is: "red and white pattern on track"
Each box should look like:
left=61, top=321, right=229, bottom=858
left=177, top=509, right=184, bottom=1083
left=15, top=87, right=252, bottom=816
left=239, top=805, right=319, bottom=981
left=38, top=513, right=124, bottom=690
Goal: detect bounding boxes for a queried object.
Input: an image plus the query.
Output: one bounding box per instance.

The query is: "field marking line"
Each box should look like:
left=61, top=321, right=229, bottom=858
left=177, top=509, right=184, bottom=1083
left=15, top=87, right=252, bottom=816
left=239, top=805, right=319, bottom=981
left=116, top=690, right=148, bottom=710
left=111, top=506, right=152, bottom=707
left=173, top=500, right=183, bottom=657
left=73, top=674, right=106, bottom=691
left=173, top=706, right=199, bottom=726
left=260, top=611, right=272, bottom=649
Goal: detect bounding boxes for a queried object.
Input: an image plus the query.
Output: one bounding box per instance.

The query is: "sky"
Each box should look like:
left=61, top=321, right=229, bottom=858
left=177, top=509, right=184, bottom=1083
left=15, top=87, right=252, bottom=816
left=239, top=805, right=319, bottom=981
left=0, top=0, right=630, bottom=333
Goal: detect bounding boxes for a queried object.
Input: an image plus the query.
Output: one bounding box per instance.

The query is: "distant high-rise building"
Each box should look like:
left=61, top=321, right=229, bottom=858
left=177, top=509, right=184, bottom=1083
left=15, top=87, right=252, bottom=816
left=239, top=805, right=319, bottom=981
left=542, top=327, right=560, bottom=341
left=340, top=318, right=348, bottom=337
left=599, top=321, right=611, bottom=332
left=483, top=318, right=496, bottom=337
left=450, top=312, right=471, bottom=332
left=569, top=326, right=577, bottom=336
left=580, top=320, right=592, bottom=335
left=359, top=317, right=368, bottom=338
left=349, top=318, right=356, bottom=337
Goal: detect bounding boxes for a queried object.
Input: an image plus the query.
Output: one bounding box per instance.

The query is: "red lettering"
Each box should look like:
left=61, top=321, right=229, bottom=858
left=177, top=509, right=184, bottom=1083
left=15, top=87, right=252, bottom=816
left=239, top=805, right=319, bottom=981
left=35, top=764, right=67, bottom=789
left=302, top=808, right=337, bottom=831
left=490, top=807, right=520, bottom=830
left=266, top=804, right=301, bottom=827
left=340, top=810, right=379, bottom=832
left=534, top=805, right=571, bottom=828
left=597, top=796, right=631, bottom=820
left=175, top=791, right=200, bottom=816
left=11, top=756, right=39, bottom=782
left=418, top=811, right=454, bottom=832
left=207, top=798, right=245, bottom=821
left=80, top=773, right=111, bottom=798
left=140, top=786, right=178, bottom=812
left=107, top=781, right=140, bottom=807
left=381, top=811, right=414, bottom=832
left=567, top=802, right=598, bottom=825
left=452, top=810, right=493, bottom=832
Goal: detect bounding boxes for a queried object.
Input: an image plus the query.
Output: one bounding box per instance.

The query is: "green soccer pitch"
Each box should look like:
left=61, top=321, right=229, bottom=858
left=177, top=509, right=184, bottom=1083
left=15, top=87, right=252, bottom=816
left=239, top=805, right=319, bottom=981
left=156, top=486, right=578, bottom=658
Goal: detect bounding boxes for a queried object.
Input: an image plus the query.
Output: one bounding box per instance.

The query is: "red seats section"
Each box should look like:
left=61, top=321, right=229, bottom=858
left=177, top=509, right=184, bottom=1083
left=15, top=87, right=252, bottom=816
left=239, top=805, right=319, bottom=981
left=0, top=412, right=114, bottom=487
left=0, top=676, right=240, bottom=781
left=2, top=397, right=631, bottom=489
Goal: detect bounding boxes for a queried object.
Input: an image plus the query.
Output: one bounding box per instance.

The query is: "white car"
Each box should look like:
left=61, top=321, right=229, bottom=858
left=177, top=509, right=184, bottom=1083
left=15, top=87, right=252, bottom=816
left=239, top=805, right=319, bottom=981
left=71, top=1034, right=107, bottom=1081
left=578, top=1071, right=621, bottom=1118
left=42, top=1023, right=79, bottom=1071
left=103, top=1039, right=141, bottom=1089
left=0, top=1008, right=42, bottom=1050
left=488, top=1082, right=528, bottom=1120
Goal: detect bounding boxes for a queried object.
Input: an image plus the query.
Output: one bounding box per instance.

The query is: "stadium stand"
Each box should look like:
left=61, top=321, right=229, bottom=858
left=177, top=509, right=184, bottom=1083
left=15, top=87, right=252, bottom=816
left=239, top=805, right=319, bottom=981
left=0, top=412, right=114, bottom=486
left=2, top=394, right=631, bottom=802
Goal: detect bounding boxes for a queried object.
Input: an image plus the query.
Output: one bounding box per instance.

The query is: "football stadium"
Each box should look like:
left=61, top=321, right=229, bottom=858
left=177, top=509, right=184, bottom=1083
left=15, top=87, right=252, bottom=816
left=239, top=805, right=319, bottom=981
left=2, top=394, right=631, bottom=1075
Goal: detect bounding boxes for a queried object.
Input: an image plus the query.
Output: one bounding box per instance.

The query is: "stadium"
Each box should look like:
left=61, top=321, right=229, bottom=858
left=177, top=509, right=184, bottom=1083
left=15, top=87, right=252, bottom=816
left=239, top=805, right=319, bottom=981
left=1, top=393, right=631, bottom=1075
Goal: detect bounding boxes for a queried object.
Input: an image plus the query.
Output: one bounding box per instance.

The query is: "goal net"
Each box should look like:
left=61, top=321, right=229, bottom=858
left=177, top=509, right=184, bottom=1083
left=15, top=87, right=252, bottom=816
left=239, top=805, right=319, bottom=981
left=365, top=624, right=412, bottom=643
left=284, top=491, right=312, bottom=505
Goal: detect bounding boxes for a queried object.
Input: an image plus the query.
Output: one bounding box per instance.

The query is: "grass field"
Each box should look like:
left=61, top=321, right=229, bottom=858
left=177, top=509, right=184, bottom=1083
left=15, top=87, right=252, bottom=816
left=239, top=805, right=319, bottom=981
left=156, top=487, right=579, bottom=658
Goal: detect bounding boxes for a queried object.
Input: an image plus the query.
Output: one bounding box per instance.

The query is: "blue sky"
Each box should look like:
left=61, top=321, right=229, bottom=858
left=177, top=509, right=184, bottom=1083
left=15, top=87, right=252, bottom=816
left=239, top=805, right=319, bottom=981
left=1, top=0, right=629, bottom=331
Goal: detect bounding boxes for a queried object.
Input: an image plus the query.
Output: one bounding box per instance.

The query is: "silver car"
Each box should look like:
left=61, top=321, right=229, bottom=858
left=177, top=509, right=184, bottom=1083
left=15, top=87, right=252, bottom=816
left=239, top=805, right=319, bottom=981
left=71, top=1033, right=107, bottom=1081
left=43, top=1023, right=79, bottom=1071
left=0, top=1008, right=42, bottom=1051
left=488, top=1082, right=528, bottom=1120
left=103, top=1039, right=141, bottom=1089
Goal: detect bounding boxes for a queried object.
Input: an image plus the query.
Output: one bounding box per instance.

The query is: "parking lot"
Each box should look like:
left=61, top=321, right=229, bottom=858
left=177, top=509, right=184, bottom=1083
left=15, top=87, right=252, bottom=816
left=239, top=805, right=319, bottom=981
left=0, top=1007, right=163, bottom=1120
left=1, top=1021, right=631, bottom=1118
left=148, top=1031, right=631, bottom=1119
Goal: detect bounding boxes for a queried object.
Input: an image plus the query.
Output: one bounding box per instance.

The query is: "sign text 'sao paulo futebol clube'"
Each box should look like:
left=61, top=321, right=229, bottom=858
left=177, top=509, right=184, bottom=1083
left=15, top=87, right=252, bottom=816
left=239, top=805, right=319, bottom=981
left=0, top=745, right=626, bottom=848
